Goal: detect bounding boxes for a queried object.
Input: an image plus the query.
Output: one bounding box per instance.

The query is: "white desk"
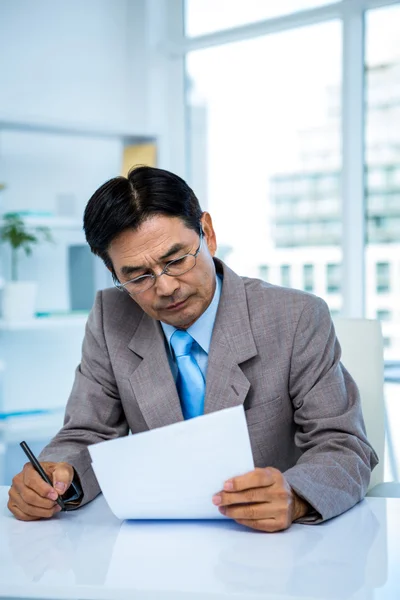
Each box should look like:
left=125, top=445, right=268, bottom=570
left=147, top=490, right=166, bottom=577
left=0, top=486, right=399, bottom=600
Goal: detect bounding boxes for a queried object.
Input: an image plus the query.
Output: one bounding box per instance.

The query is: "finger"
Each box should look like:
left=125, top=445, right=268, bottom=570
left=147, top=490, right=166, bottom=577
left=234, top=517, right=290, bottom=533
left=213, top=486, right=272, bottom=507
left=50, top=463, right=74, bottom=496
left=8, top=487, right=61, bottom=519
left=12, top=479, right=58, bottom=510
left=220, top=501, right=289, bottom=522
left=21, top=463, right=58, bottom=501
left=7, top=499, right=38, bottom=522
left=12, top=493, right=61, bottom=520
left=223, top=468, right=275, bottom=493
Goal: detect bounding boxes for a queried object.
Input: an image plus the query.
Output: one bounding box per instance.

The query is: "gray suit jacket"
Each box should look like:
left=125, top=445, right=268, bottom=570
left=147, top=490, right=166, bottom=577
left=40, top=259, right=378, bottom=522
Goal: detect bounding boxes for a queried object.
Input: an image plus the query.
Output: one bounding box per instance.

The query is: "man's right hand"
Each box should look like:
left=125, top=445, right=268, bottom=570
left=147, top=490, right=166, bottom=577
left=8, top=461, right=74, bottom=521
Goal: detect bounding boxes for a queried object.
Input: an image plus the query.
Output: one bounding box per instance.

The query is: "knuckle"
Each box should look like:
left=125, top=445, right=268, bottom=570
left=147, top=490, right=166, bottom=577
left=277, top=489, right=290, bottom=503
left=26, top=505, right=47, bottom=519
left=247, top=489, right=257, bottom=503
left=275, top=483, right=287, bottom=496
left=58, top=461, right=73, bottom=474
left=8, top=487, right=18, bottom=502
left=275, top=516, right=290, bottom=531
left=268, top=466, right=279, bottom=477
left=20, top=487, right=36, bottom=504
left=246, top=505, right=257, bottom=520
left=11, top=473, right=21, bottom=488
left=277, top=503, right=289, bottom=516
left=22, top=461, right=34, bottom=476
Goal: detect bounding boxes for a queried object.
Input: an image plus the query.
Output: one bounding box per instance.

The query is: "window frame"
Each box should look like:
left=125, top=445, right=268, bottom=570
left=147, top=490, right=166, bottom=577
left=161, top=0, right=400, bottom=319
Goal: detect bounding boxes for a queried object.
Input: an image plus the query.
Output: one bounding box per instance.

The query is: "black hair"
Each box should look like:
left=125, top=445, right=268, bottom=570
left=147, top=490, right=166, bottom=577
left=83, top=166, right=203, bottom=277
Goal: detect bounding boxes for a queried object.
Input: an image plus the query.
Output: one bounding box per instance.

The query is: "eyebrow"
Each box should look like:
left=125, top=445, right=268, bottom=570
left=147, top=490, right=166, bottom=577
left=120, top=242, right=188, bottom=277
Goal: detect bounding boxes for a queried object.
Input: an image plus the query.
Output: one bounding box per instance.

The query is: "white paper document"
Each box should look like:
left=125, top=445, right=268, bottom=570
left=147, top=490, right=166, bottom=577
left=89, top=405, right=254, bottom=520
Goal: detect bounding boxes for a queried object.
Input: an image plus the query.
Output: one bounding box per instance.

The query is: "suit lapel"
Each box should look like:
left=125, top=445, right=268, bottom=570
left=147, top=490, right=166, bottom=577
left=128, top=312, right=184, bottom=430
left=126, top=259, right=257, bottom=428
left=204, top=260, right=258, bottom=414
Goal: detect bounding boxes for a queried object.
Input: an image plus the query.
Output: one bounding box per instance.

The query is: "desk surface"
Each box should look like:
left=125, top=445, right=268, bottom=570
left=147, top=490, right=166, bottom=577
left=0, top=486, right=399, bottom=600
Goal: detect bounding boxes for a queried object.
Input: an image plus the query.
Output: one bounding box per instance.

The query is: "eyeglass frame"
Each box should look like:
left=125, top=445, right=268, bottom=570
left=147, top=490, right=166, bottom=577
left=114, top=228, right=204, bottom=295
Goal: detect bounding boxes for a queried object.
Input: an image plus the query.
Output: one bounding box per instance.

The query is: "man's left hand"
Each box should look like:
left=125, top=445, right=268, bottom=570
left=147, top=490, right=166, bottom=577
left=212, top=467, right=309, bottom=532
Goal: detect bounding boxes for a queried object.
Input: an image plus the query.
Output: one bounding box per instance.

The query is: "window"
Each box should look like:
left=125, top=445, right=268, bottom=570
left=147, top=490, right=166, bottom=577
left=326, top=263, right=341, bottom=294
left=383, top=337, right=392, bottom=349
left=303, top=264, right=314, bottom=292
left=281, top=265, right=291, bottom=288
left=377, top=309, right=392, bottom=321
left=185, top=0, right=334, bottom=37
left=376, top=262, right=391, bottom=294
left=259, top=265, right=269, bottom=281
left=183, top=0, right=400, bottom=494
left=186, top=21, right=342, bottom=296
left=366, top=4, right=400, bottom=484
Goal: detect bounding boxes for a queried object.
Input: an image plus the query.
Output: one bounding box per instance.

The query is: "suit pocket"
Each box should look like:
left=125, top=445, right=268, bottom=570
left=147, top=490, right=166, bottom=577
left=245, top=396, right=282, bottom=425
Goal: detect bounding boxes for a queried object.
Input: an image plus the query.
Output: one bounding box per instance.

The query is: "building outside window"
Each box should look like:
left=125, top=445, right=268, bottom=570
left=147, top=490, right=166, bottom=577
left=303, top=264, right=314, bottom=292
left=377, top=309, right=392, bottom=321
left=326, top=263, right=341, bottom=294
left=186, top=19, right=342, bottom=279
left=280, top=265, right=291, bottom=288
left=185, top=0, right=400, bottom=482
left=259, top=265, right=269, bottom=281
left=376, top=262, right=391, bottom=293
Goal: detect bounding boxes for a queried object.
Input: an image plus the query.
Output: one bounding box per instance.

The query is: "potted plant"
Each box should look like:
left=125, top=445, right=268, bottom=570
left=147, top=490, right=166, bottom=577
left=0, top=213, right=53, bottom=321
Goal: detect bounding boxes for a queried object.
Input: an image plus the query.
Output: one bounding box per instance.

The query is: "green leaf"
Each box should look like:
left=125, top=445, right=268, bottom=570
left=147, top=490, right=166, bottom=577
left=0, top=214, right=53, bottom=278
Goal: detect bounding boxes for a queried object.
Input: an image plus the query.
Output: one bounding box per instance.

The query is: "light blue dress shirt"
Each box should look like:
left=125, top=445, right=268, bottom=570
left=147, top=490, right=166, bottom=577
left=161, top=275, right=222, bottom=382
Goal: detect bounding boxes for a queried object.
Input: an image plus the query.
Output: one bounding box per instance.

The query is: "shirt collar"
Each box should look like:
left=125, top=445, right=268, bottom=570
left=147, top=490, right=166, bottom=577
left=161, top=275, right=222, bottom=354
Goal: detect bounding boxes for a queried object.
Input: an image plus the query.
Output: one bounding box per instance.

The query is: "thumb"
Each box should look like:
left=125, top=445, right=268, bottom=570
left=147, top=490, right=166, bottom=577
left=51, top=462, right=74, bottom=496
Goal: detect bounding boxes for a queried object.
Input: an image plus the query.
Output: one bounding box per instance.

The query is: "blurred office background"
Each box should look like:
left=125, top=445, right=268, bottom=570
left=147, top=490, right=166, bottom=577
left=0, top=0, right=399, bottom=485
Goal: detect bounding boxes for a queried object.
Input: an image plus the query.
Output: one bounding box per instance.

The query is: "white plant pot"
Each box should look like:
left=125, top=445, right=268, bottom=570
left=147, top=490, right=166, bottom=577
left=2, top=281, right=38, bottom=321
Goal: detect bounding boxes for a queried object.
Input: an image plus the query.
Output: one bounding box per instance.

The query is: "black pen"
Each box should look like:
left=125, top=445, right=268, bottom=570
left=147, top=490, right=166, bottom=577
left=20, top=441, right=66, bottom=511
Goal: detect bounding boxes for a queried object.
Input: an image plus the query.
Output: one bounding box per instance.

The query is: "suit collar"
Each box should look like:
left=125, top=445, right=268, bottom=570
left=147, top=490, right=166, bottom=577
left=128, top=312, right=184, bottom=428
left=211, top=259, right=257, bottom=364
left=203, top=259, right=257, bottom=414
left=128, top=259, right=257, bottom=363
left=127, top=259, right=257, bottom=427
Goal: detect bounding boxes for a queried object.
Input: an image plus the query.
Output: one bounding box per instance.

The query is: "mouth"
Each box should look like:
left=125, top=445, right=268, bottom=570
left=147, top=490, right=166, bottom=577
left=164, top=298, right=189, bottom=311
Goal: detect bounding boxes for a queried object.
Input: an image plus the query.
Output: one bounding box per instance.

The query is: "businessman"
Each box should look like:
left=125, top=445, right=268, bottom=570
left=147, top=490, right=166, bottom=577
left=8, top=166, right=378, bottom=531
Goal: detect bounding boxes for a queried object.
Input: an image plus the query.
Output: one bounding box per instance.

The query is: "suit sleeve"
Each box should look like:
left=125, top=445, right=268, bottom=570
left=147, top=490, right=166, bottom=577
left=39, top=291, right=129, bottom=507
left=283, top=296, right=379, bottom=523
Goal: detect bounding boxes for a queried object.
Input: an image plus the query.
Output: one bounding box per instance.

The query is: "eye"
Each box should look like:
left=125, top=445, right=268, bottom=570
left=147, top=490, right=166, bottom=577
left=125, top=274, right=150, bottom=285
left=170, top=257, right=186, bottom=265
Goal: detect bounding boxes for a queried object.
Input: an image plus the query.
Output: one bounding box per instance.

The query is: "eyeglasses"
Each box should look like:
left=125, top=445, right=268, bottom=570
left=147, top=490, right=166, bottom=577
left=114, top=230, right=204, bottom=295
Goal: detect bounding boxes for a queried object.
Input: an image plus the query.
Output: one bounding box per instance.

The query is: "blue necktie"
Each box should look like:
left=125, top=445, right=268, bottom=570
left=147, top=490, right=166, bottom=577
left=170, top=330, right=205, bottom=419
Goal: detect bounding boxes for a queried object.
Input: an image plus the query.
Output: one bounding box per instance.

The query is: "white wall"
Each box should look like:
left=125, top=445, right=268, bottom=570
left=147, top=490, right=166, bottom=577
left=0, top=0, right=154, bottom=418
left=0, top=0, right=148, bottom=132
left=0, top=0, right=151, bottom=309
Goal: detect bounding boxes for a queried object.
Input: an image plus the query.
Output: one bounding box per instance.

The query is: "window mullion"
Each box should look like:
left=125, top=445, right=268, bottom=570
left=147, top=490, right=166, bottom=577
left=341, top=1, right=366, bottom=317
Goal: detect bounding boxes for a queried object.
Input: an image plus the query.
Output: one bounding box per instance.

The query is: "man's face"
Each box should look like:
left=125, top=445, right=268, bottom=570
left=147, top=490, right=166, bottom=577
left=108, top=214, right=218, bottom=329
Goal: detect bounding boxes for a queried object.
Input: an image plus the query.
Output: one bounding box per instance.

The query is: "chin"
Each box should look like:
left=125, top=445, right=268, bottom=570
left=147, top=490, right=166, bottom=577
left=169, top=310, right=198, bottom=329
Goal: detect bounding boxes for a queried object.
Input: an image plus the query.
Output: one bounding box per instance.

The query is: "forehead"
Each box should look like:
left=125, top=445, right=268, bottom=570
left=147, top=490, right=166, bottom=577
left=108, top=216, right=194, bottom=260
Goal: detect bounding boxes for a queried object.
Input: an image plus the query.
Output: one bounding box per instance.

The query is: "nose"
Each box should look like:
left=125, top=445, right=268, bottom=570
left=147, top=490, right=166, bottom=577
left=154, top=272, right=180, bottom=297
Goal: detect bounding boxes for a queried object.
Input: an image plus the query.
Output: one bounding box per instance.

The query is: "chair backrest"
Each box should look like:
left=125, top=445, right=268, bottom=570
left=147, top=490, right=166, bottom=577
left=332, top=318, right=384, bottom=490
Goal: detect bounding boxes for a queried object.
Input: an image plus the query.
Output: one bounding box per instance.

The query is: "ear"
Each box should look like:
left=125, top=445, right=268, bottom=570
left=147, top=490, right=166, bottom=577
left=200, top=212, right=217, bottom=257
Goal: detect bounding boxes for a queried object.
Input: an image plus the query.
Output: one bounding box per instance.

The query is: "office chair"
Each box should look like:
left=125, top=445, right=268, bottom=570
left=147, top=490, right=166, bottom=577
left=333, top=317, right=400, bottom=497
